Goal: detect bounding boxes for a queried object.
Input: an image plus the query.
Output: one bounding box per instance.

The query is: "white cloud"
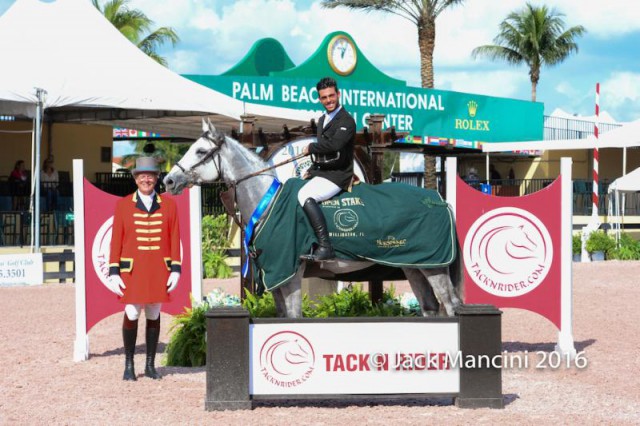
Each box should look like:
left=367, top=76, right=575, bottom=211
left=436, top=70, right=528, bottom=99
left=601, top=72, right=640, bottom=120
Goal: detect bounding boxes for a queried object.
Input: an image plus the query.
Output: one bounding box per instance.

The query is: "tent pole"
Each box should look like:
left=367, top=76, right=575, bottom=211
left=485, top=153, right=489, bottom=183
left=34, top=88, right=46, bottom=252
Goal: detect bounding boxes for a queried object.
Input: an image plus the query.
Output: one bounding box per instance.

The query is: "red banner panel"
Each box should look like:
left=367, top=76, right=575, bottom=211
left=456, top=176, right=561, bottom=329
left=83, top=179, right=192, bottom=332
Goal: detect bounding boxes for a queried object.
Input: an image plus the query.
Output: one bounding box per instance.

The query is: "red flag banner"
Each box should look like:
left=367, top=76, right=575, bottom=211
left=83, top=179, right=192, bottom=332
left=456, top=176, right=561, bottom=329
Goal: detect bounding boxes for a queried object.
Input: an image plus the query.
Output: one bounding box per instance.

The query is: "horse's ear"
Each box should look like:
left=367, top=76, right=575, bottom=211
left=206, top=117, right=217, bottom=134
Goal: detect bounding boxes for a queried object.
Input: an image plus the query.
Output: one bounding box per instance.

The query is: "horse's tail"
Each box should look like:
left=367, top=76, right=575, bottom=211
left=447, top=203, right=465, bottom=302
left=449, top=237, right=465, bottom=302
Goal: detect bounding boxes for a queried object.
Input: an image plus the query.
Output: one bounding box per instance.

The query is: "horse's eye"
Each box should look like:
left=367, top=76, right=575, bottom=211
left=196, top=149, right=208, bottom=156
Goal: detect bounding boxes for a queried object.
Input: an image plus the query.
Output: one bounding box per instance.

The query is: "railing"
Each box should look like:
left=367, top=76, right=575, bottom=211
left=2, top=175, right=637, bottom=247
left=461, top=178, right=635, bottom=216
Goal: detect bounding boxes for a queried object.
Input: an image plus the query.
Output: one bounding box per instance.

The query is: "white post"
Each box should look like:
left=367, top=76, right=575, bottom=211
left=189, top=185, right=203, bottom=303
left=485, top=154, right=489, bottom=183
left=445, top=157, right=457, bottom=218
left=73, top=159, right=89, bottom=361
left=556, top=157, right=576, bottom=357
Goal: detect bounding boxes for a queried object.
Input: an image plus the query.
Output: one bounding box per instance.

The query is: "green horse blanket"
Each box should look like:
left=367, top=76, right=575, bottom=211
left=251, top=179, right=456, bottom=291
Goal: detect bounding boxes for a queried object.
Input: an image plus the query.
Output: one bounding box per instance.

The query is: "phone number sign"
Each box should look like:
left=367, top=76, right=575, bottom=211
left=0, top=253, right=43, bottom=286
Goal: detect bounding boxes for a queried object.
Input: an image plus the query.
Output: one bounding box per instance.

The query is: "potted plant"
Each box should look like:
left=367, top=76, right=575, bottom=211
left=572, top=233, right=582, bottom=262
left=585, top=230, right=615, bottom=261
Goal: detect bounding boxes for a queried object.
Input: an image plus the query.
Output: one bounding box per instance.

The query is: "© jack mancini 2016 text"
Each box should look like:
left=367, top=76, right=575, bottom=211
left=321, top=351, right=588, bottom=372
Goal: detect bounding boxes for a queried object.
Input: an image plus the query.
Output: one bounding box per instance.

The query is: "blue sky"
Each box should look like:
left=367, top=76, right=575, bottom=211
left=2, top=0, right=639, bottom=123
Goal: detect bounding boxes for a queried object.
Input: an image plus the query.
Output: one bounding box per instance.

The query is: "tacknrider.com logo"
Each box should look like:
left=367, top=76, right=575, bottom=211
left=463, top=207, right=553, bottom=297
left=259, top=331, right=315, bottom=388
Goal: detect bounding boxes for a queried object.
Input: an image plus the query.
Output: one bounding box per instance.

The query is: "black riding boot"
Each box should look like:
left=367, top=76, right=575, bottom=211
left=122, top=316, right=138, bottom=381
left=144, top=318, right=162, bottom=380
left=302, top=198, right=335, bottom=261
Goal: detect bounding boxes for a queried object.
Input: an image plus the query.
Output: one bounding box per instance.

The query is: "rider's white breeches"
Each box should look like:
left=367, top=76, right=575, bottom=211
left=124, top=303, right=162, bottom=321
left=298, top=176, right=341, bottom=206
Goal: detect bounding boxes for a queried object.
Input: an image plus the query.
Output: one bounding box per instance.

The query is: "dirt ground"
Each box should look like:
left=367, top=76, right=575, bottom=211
left=1, top=261, right=639, bottom=425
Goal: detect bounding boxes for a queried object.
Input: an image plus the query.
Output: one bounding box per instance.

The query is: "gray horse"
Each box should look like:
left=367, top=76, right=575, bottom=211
left=163, top=119, right=463, bottom=318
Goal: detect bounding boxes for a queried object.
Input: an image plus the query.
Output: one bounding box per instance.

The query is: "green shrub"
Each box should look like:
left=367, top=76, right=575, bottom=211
left=311, top=284, right=374, bottom=317
left=202, top=214, right=233, bottom=278
left=165, top=302, right=208, bottom=367
left=609, top=233, right=640, bottom=260
left=242, top=288, right=278, bottom=318
left=165, top=289, right=241, bottom=367
left=572, top=233, right=582, bottom=255
left=165, top=286, right=420, bottom=366
left=585, top=230, right=615, bottom=256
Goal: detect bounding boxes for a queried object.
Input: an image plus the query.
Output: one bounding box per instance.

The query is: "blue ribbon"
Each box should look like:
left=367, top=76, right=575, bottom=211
left=242, top=178, right=282, bottom=277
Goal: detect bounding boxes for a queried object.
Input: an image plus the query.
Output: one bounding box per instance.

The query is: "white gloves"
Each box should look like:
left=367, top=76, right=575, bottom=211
left=107, top=275, right=126, bottom=296
left=167, top=272, right=180, bottom=293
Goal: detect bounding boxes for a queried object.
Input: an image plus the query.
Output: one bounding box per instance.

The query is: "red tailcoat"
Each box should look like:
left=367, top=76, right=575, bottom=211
left=109, top=192, right=181, bottom=304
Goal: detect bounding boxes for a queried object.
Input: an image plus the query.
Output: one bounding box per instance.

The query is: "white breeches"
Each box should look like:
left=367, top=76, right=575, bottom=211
left=125, top=303, right=162, bottom=321
left=298, top=176, right=341, bottom=206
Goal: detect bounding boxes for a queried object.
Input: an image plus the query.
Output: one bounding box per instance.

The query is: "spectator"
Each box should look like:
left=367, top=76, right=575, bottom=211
left=9, top=160, right=28, bottom=210
left=41, top=157, right=59, bottom=212
left=490, top=164, right=502, bottom=181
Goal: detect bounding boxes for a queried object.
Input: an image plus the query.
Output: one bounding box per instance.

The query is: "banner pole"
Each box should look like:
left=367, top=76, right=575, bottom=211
left=446, top=157, right=457, bottom=219
left=189, top=186, right=203, bottom=303
left=73, top=159, right=89, bottom=361
left=556, top=157, right=576, bottom=357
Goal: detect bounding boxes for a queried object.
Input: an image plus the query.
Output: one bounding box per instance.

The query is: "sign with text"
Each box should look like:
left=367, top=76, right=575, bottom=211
left=186, top=75, right=543, bottom=143
left=82, top=179, right=192, bottom=332
left=0, top=253, right=43, bottom=286
left=250, top=322, right=459, bottom=395
left=456, top=176, right=562, bottom=328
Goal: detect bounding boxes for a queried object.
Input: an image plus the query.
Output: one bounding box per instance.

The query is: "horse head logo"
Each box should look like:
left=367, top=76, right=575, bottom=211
left=463, top=207, right=553, bottom=297
left=259, top=331, right=315, bottom=384
left=334, top=208, right=359, bottom=232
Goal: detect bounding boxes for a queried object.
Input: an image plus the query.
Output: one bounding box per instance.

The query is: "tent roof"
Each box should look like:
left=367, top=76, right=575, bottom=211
left=608, top=167, right=640, bottom=193
left=0, top=0, right=315, bottom=136
left=482, top=118, right=640, bottom=153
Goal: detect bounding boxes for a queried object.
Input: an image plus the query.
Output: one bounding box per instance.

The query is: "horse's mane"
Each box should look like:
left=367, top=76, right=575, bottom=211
left=221, top=133, right=272, bottom=174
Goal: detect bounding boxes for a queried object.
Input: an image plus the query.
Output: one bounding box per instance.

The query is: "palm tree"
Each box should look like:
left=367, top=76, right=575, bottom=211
left=92, top=0, right=179, bottom=66
left=121, top=141, right=188, bottom=173
left=471, top=3, right=586, bottom=102
left=322, top=0, right=465, bottom=190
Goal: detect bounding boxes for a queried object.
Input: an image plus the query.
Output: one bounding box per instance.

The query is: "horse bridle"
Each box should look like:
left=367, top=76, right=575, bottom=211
left=174, top=130, right=226, bottom=186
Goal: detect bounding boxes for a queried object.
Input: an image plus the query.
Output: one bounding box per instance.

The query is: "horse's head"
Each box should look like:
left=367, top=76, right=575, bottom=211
left=163, top=118, right=226, bottom=194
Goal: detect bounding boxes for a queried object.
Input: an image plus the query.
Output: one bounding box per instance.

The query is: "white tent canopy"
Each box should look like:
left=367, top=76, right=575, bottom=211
left=0, top=0, right=316, bottom=135
left=607, top=167, right=640, bottom=242
left=607, top=167, right=640, bottom=193
left=0, top=0, right=318, bottom=250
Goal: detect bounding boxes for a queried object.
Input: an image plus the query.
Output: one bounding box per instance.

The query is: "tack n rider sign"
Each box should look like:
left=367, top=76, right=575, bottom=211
left=83, top=179, right=192, bottom=332
left=455, top=176, right=561, bottom=328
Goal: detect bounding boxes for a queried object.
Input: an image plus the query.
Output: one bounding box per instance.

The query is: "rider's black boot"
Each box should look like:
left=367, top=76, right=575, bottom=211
left=122, top=316, right=138, bottom=381
left=144, top=318, right=162, bottom=380
left=301, top=198, right=335, bottom=261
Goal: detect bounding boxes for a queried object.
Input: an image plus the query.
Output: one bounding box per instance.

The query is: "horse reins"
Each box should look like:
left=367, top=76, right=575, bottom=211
left=175, top=131, right=308, bottom=227
left=174, top=130, right=307, bottom=187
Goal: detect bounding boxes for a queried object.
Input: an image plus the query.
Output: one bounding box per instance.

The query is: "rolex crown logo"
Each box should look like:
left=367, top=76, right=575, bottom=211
left=467, top=100, right=478, bottom=117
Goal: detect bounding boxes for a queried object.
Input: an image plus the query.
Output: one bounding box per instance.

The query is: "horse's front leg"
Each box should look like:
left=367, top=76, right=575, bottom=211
left=402, top=268, right=439, bottom=316
left=421, top=268, right=461, bottom=316
left=273, top=264, right=305, bottom=318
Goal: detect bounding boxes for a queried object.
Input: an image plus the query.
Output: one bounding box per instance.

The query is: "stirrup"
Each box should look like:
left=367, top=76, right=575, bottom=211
left=300, top=246, right=335, bottom=262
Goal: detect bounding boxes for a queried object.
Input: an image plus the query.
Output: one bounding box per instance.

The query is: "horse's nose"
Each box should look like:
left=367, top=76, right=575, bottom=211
left=163, top=176, right=174, bottom=189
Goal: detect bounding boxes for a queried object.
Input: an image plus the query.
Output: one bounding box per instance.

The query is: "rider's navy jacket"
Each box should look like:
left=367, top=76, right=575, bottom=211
left=308, top=106, right=355, bottom=190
